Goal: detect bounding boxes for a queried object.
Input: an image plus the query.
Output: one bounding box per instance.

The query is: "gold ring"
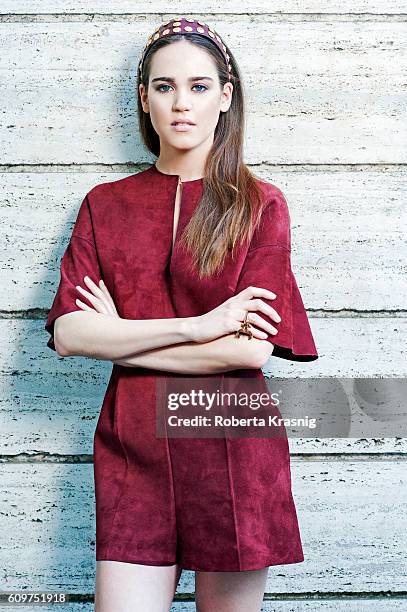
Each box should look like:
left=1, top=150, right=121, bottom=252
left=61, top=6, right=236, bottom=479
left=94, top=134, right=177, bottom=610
left=235, top=312, right=253, bottom=339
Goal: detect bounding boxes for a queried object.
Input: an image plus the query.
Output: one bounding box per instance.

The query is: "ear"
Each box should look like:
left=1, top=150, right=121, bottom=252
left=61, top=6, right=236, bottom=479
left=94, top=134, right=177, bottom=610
left=139, top=83, right=149, bottom=113
left=220, top=82, right=233, bottom=113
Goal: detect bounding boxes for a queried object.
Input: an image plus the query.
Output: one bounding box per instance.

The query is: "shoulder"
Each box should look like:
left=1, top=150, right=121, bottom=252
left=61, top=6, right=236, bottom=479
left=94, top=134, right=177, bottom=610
left=78, top=166, right=154, bottom=220
left=85, top=166, right=152, bottom=201
left=253, top=176, right=291, bottom=224
left=254, top=176, right=289, bottom=210
left=249, top=177, right=291, bottom=249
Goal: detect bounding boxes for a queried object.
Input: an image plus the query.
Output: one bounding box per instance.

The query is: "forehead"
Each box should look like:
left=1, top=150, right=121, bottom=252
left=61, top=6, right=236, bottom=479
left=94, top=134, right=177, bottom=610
left=150, top=39, right=217, bottom=74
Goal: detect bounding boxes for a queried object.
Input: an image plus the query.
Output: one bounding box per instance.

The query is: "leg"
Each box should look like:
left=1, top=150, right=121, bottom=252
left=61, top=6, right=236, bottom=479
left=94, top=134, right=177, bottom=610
left=195, top=567, right=269, bottom=612
left=94, top=560, right=183, bottom=612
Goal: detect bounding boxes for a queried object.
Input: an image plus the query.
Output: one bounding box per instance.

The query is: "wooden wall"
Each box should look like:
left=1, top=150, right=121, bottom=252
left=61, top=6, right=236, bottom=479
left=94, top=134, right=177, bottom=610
left=1, top=2, right=406, bottom=610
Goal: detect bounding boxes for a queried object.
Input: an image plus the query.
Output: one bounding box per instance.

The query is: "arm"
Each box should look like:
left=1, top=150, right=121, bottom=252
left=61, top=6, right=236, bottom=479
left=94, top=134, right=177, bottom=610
left=55, top=310, right=273, bottom=370
left=55, top=274, right=279, bottom=366
left=54, top=310, right=194, bottom=360
left=233, top=189, right=319, bottom=362
left=113, top=333, right=275, bottom=374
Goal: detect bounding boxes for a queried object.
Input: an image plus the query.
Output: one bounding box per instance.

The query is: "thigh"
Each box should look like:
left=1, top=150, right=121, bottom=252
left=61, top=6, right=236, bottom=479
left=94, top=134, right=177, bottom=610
left=195, top=567, right=269, bottom=612
left=95, top=560, right=183, bottom=612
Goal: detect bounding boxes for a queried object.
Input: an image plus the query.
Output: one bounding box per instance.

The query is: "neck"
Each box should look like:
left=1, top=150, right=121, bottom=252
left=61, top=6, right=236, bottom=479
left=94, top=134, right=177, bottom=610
left=155, top=146, right=210, bottom=181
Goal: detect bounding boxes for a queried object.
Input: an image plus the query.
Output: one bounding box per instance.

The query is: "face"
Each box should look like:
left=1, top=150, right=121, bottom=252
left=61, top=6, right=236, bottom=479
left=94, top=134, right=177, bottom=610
left=139, top=39, right=233, bottom=152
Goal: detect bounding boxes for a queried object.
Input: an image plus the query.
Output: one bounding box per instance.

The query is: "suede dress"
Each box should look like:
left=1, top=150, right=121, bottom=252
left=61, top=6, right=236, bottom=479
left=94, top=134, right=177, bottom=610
left=45, top=163, right=318, bottom=572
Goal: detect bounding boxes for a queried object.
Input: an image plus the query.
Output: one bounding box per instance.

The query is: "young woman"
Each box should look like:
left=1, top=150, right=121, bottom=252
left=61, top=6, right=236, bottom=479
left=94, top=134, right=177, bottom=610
left=45, top=17, right=318, bottom=612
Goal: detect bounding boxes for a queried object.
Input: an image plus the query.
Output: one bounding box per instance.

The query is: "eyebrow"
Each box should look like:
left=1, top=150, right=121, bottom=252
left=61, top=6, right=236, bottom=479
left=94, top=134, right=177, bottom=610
left=151, top=76, right=214, bottom=83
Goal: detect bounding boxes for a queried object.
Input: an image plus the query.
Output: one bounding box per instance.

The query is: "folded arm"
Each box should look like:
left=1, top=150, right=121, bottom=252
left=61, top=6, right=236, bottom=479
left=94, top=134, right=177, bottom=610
left=113, top=333, right=274, bottom=374
left=54, top=311, right=273, bottom=370
left=54, top=311, right=194, bottom=360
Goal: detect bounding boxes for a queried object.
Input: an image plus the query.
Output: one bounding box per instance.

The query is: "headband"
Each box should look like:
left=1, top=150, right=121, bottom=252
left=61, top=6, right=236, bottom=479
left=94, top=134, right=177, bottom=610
left=138, top=17, right=232, bottom=81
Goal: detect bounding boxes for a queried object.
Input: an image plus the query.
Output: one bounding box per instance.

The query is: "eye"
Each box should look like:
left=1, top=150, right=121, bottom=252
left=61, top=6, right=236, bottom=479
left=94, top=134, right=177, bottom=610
left=155, top=83, right=208, bottom=93
left=156, top=84, right=172, bottom=92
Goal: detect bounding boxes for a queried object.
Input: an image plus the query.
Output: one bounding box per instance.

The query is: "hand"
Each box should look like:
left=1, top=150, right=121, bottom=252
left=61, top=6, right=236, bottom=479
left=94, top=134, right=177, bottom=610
left=75, top=275, right=120, bottom=318
left=190, top=286, right=281, bottom=344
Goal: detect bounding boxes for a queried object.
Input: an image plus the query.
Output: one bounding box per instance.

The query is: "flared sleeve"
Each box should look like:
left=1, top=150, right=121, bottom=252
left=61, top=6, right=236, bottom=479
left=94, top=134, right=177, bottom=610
left=45, top=192, right=103, bottom=352
left=234, top=187, right=318, bottom=361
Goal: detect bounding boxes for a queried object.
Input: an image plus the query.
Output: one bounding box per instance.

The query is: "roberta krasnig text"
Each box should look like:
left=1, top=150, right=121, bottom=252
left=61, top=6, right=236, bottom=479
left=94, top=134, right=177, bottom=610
left=166, top=390, right=317, bottom=429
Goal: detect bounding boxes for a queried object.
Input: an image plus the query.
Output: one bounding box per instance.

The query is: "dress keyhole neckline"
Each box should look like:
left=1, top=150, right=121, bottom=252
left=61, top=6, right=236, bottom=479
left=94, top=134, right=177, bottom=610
left=152, top=162, right=204, bottom=184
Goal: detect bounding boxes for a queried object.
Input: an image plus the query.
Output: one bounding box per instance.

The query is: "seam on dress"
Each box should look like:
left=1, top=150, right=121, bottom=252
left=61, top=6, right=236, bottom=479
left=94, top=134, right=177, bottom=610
left=71, top=234, right=104, bottom=281
left=162, top=376, right=179, bottom=563
left=71, top=234, right=97, bottom=248
left=223, top=373, right=242, bottom=570
left=233, top=244, right=291, bottom=296
left=104, top=375, right=130, bottom=559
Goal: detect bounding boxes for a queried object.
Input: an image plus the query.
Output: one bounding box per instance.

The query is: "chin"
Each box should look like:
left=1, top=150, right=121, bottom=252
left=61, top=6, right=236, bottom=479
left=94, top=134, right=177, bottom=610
left=166, top=136, right=198, bottom=149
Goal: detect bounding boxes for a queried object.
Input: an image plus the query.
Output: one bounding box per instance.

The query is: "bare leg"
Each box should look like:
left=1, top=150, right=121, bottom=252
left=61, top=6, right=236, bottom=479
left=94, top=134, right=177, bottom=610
left=94, top=561, right=183, bottom=612
left=195, top=567, right=269, bottom=612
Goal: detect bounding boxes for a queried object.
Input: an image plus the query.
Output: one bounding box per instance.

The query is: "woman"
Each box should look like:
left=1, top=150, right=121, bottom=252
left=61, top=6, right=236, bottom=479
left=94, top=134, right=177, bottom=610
left=45, top=17, right=318, bottom=612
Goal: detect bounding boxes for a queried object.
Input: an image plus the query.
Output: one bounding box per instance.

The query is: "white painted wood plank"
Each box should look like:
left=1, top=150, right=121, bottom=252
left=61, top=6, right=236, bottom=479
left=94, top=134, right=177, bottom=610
left=0, top=21, right=406, bottom=163
left=19, top=315, right=407, bottom=377
left=1, top=2, right=406, bottom=14
left=4, top=599, right=407, bottom=612
left=1, top=169, right=405, bottom=312
left=2, top=390, right=407, bottom=456
left=1, top=317, right=406, bottom=453
left=0, top=603, right=93, bottom=612
left=3, top=317, right=407, bottom=450
left=263, top=317, right=406, bottom=377
left=1, top=462, right=406, bottom=592
left=2, top=389, right=407, bottom=455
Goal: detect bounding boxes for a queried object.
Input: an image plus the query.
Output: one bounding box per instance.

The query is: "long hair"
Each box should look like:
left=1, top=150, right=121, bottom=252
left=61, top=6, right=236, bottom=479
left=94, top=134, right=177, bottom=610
left=137, top=32, right=265, bottom=278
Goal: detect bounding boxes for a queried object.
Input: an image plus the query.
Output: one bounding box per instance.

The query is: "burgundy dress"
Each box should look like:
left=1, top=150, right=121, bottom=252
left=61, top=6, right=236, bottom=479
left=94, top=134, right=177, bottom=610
left=45, top=163, right=318, bottom=572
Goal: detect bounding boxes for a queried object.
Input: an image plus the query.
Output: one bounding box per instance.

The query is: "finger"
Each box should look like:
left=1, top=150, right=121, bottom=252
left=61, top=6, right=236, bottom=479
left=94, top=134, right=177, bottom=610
left=75, top=284, right=109, bottom=314
left=235, top=311, right=269, bottom=340
left=236, top=325, right=269, bottom=340
left=75, top=298, right=95, bottom=312
left=243, top=285, right=277, bottom=300
left=98, top=279, right=119, bottom=314
left=83, top=276, right=117, bottom=316
left=250, top=328, right=269, bottom=340
left=82, top=275, right=105, bottom=297
left=245, top=312, right=278, bottom=336
left=246, top=298, right=281, bottom=323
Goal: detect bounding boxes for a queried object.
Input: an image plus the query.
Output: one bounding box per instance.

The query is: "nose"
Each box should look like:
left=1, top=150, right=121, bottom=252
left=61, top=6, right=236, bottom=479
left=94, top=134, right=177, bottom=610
left=172, top=89, right=192, bottom=112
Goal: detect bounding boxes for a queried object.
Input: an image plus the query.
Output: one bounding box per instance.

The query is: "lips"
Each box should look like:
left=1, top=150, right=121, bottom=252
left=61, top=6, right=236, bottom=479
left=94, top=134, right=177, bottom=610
left=171, top=120, right=196, bottom=125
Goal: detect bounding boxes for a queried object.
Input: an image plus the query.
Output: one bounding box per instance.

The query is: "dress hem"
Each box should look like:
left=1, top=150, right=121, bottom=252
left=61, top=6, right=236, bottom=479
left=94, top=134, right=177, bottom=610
left=95, top=551, right=305, bottom=572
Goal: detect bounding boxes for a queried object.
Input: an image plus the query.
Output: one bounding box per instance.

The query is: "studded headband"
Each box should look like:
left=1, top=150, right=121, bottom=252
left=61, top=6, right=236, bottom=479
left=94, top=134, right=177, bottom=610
left=138, top=17, right=232, bottom=81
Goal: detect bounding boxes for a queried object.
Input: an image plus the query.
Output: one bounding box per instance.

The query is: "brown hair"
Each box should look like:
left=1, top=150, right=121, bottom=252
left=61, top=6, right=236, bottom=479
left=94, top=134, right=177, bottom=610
left=137, top=33, right=265, bottom=278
